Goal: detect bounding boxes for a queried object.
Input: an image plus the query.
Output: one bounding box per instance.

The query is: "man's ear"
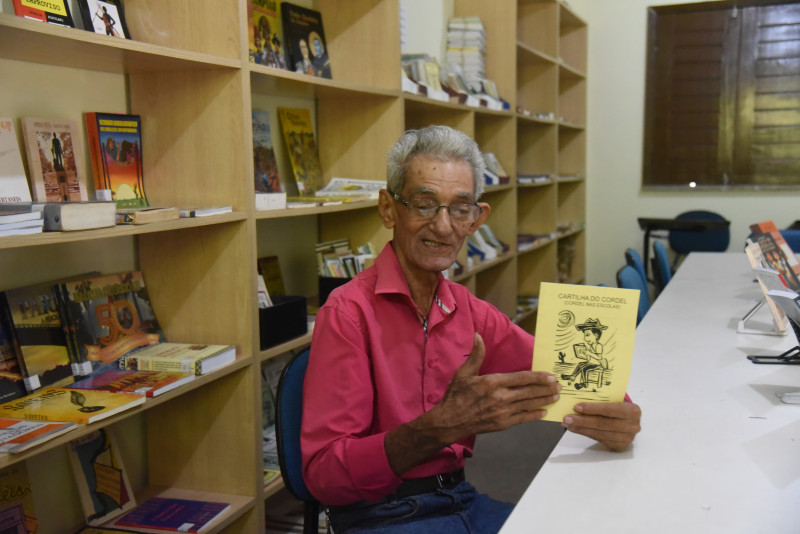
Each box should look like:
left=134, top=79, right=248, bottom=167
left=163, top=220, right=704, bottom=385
left=467, top=202, right=492, bottom=234
left=378, top=189, right=396, bottom=229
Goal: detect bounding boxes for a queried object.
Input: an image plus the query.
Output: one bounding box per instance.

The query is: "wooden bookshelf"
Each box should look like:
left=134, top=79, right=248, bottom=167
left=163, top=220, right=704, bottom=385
left=0, top=0, right=585, bottom=530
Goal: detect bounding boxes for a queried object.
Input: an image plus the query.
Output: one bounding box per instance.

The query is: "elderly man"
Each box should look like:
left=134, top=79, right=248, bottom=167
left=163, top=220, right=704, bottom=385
left=302, top=125, right=641, bottom=533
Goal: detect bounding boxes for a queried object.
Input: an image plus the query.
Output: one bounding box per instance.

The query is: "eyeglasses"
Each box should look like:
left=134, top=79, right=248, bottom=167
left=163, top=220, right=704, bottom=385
left=390, top=191, right=481, bottom=225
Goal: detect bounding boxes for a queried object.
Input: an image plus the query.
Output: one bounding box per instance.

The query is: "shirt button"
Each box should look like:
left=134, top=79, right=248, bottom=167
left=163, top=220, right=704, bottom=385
left=427, top=360, right=435, bottom=368
left=426, top=394, right=435, bottom=403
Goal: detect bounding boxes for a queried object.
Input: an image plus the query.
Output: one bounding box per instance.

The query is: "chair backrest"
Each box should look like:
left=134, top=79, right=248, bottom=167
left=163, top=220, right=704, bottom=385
left=624, top=248, right=648, bottom=285
left=652, top=240, right=672, bottom=294
left=616, top=264, right=650, bottom=325
left=781, top=230, right=800, bottom=253
left=668, top=210, right=730, bottom=255
left=275, top=349, right=320, bottom=532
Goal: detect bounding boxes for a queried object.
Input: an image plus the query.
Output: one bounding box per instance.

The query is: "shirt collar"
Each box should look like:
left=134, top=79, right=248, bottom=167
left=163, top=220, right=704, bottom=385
left=374, top=242, right=456, bottom=316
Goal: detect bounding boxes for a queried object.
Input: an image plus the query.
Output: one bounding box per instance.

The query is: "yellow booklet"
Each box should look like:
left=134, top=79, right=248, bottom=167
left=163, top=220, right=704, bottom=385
left=0, top=387, right=145, bottom=424
left=532, top=282, right=639, bottom=421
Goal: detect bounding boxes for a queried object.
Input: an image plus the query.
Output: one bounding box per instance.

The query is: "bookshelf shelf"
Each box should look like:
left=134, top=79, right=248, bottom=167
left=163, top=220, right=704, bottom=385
left=0, top=0, right=584, bottom=531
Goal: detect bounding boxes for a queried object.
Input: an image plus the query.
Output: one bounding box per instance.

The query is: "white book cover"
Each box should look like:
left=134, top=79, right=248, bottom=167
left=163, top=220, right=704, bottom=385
left=0, top=118, right=32, bottom=206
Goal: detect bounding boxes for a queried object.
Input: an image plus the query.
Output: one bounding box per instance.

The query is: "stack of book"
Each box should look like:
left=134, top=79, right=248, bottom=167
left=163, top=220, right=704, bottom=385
left=483, top=153, right=510, bottom=186
left=401, top=53, right=450, bottom=102
left=0, top=208, right=43, bottom=236
left=467, top=224, right=509, bottom=263
left=316, top=239, right=375, bottom=279
left=517, top=232, right=556, bottom=252
left=445, top=16, right=504, bottom=110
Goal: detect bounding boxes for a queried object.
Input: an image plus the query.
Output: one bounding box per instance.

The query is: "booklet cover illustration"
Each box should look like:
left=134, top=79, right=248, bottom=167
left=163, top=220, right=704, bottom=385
left=533, top=282, right=639, bottom=421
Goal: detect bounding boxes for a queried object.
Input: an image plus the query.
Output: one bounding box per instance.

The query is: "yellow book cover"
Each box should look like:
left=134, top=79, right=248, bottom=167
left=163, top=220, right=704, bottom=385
left=277, top=108, right=323, bottom=196
left=0, top=387, right=144, bottom=424
left=532, top=282, right=639, bottom=422
left=0, top=461, right=37, bottom=533
left=121, top=343, right=236, bottom=376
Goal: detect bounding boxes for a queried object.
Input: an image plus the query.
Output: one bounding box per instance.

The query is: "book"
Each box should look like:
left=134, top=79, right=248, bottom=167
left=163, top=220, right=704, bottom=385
left=42, top=201, right=117, bottom=231
left=249, top=0, right=286, bottom=69
left=258, top=256, right=286, bottom=297
left=0, top=418, right=77, bottom=453
left=20, top=117, right=88, bottom=203
left=0, top=219, right=44, bottom=232
left=68, top=369, right=194, bottom=397
left=277, top=108, right=323, bottom=196
left=77, top=0, right=131, bottom=39
left=0, top=502, right=27, bottom=534
left=765, top=289, right=800, bottom=328
left=178, top=205, right=233, bottom=218
left=0, top=462, right=37, bottom=534
left=281, top=2, right=332, bottom=79
left=2, top=282, right=75, bottom=392
left=120, top=343, right=236, bottom=376
left=114, top=497, right=230, bottom=533
left=0, top=211, right=41, bottom=225
left=314, top=177, right=385, bottom=199
left=12, top=0, right=75, bottom=26
left=532, top=282, right=639, bottom=421
left=252, top=109, right=282, bottom=194
left=0, top=226, right=42, bottom=237
left=752, top=232, right=800, bottom=292
left=59, top=271, right=165, bottom=365
left=0, top=309, right=27, bottom=404
left=0, top=387, right=144, bottom=424
left=67, top=428, right=136, bottom=525
left=84, top=113, right=146, bottom=209
left=115, top=206, right=179, bottom=225
left=744, top=265, right=791, bottom=335
left=0, top=119, right=33, bottom=208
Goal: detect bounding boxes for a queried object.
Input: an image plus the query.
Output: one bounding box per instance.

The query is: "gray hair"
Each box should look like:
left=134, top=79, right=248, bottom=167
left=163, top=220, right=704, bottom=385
left=386, top=125, right=486, bottom=199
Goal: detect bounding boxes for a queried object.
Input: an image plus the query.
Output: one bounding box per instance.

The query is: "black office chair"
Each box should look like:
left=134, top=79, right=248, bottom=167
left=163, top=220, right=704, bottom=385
left=652, top=241, right=672, bottom=296
left=668, top=210, right=730, bottom=270
left=275, top=349, right=322, bottom=534
left=616, top=264, right=650, bottom=325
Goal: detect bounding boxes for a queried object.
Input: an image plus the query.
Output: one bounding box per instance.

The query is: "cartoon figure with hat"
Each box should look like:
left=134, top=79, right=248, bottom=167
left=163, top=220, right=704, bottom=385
left=561, top=317, right=609, bottom=390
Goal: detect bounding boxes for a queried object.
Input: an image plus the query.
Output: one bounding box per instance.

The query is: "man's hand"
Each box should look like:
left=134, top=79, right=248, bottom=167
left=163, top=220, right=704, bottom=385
left=561, top=401, right=642, bottom=451
left=385, top=333, right=560, bottom=475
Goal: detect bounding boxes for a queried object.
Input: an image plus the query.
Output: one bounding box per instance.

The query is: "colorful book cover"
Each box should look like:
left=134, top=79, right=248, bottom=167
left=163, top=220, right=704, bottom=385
left=0, top=462, right=37, bottom=533
left=84, top=113, right=146, bottom=209
left=532, top=282, right=639, bottom=421
left=2, top=283, right=75, bottom=392
left=77, top=0, right=131, bottom=39
left=114, top=497, right=230, bottom=533
left=120, top=343, right=236, bottom=376
left=0, top=119, right=33, bottom=208
left=753, top=232, right=800, bottom=292
left=12, top=0, right=75, bottom=26
left=249, top=0, right=286, bottom=69
left=0, top=387, right=145, bottom=424
left=0, top=308, right=28, bottom=404
left=60, top=271, right=165, bottom=365
left=68, top=369, right=194, bottom=398
left=0, top=418, right=77, bottom=453
left=67, top=428, right=136, bottom=525
left=252, top=110, right=282, bottom=194
left=20, top=117, right=87, bottom=203
left=281, top=2, right=332, bottom=78
left=277, top=108, right=323, bottom=196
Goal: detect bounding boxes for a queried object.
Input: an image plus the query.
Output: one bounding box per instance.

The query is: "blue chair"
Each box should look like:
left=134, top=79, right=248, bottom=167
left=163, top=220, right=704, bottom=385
left=616, top=264, right=650, bottom=325
left=668, top=210, right=730, bottom=269
left=780, top=230, right=800, bottom=253
left=275, top=349, right=321, bottom=534
left=652, top=241, right=672, bottom=295
left=624, top=248, right=648, bottom=285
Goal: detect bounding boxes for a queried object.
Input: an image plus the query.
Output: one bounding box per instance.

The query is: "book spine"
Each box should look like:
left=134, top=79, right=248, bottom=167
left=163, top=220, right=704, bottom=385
left=83, top=112, right=110, bottom=198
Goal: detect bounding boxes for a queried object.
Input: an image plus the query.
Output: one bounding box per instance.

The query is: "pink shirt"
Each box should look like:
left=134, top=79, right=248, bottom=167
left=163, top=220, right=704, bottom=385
left=301, top=243, right=534, bottom=505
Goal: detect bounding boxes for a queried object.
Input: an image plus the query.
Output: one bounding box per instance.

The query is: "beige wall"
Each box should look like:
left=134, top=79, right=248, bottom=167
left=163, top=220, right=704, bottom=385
left=569, top=0, right=800, bottom=285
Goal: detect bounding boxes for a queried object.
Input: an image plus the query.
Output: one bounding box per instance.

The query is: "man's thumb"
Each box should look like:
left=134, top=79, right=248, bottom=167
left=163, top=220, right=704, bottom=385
left=458, top=332, right=486, bottom=376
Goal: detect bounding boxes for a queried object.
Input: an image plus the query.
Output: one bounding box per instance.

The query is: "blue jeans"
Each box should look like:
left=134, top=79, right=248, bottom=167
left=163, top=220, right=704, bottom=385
left=327, top=481, right=514, bottom=534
